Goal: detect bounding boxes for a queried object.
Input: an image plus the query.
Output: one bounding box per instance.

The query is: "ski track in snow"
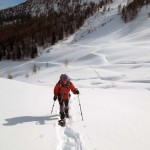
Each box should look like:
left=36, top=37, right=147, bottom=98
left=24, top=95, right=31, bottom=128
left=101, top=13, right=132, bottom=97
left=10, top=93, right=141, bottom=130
left=56, top=122, right=83, bottom=150
left=56, top=98, right=84, bottom=150
left=56, top=123, right=83, bottom=150
left=56, top=96, right=98, bottom=150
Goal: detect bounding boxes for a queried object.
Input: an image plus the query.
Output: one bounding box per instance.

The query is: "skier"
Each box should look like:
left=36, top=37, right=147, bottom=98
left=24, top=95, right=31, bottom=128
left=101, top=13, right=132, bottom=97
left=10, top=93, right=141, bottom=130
left=53, top=74, right=79, bottom=126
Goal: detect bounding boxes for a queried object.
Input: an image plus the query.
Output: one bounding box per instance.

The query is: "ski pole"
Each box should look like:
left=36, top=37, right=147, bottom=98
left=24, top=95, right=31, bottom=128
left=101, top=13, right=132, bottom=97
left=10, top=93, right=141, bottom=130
left=51, top=101, right=55, bottom=114
left=77, top=94, right=84, bottom=121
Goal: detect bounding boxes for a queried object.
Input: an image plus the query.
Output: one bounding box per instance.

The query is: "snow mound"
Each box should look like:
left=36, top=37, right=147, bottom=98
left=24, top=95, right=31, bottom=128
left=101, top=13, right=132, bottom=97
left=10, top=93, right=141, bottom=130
left=74, top=53, right=108, bottom=65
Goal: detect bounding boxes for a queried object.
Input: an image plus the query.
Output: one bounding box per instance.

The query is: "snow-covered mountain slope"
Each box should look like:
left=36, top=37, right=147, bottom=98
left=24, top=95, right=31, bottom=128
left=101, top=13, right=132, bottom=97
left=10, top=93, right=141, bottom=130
left=0, top=0, right=150, bottom=89
left=0, top=78, right=58, bottom=150
left=1, top=75, right=150, bottom=150
left=1, top=0, right=150, bottom=150
left=0, top=0, right=100, bottom=16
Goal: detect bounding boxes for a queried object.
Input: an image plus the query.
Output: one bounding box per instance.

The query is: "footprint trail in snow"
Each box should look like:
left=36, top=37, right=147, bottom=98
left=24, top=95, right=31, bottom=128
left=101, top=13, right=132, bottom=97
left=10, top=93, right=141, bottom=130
left=56, top=97, right=83, bottom=150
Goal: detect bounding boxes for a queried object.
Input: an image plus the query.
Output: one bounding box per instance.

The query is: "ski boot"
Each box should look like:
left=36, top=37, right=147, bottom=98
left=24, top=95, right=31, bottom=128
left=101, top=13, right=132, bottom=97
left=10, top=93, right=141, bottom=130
left=58, top=119, right=66, bottom=127
left=65, top=113, right=69, bottom=118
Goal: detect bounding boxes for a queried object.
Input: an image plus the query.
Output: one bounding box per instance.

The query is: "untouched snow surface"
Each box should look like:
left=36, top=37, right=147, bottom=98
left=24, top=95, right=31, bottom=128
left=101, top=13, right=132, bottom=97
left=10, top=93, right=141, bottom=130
left=1, top=0, right=150, bottom=150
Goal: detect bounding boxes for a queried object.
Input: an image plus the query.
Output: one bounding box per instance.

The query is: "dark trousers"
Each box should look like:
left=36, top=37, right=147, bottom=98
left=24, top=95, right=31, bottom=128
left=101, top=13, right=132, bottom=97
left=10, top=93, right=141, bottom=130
left=58, top=98, right=69, bottom=119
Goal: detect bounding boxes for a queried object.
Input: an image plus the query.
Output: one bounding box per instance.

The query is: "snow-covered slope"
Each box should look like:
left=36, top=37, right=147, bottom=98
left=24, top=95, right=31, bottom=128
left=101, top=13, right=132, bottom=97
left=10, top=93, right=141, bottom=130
left=1, top=0, right=150, bottom=150
left=1, top=78, right=150, bottom=150
left=0, top=78, right=58, bottom=150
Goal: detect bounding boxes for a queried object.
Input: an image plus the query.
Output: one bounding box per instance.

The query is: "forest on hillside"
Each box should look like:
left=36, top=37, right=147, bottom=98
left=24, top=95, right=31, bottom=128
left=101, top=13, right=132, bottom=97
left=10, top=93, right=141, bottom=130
left=0, top=0, right=113, bottom=61
left=1, top=0, right=149, bottom=61
left=120, top=0, right=150, bottom=23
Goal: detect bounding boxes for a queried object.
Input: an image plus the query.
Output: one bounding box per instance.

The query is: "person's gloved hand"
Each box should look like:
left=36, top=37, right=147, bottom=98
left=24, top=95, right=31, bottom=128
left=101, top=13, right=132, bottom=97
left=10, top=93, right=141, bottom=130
left=53, top=96, right=57, bottom=101
left=75, top=89, right=79, bottom=95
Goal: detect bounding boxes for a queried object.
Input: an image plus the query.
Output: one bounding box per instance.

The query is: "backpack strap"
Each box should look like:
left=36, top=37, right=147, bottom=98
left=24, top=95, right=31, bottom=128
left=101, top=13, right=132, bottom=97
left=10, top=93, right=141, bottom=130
left=58, top=80, right=62, bottom=95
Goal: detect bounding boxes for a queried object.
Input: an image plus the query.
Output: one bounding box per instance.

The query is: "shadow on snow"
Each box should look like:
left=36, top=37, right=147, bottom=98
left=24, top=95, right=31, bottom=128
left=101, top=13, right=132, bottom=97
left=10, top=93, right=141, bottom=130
left=3, top=114, right=59, bottom=126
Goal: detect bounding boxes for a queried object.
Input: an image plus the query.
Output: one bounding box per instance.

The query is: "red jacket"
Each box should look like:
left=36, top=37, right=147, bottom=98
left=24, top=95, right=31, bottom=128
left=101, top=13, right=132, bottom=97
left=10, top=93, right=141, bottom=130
left=54, top=81, right=76, bottom=100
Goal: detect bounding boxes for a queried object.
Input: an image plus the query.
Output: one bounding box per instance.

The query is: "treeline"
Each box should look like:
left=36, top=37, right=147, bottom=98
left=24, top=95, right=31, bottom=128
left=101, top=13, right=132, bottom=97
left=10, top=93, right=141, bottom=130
left=0, top=0, right=113, bottom=61
left=121, top=0, right=150, bottom=23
